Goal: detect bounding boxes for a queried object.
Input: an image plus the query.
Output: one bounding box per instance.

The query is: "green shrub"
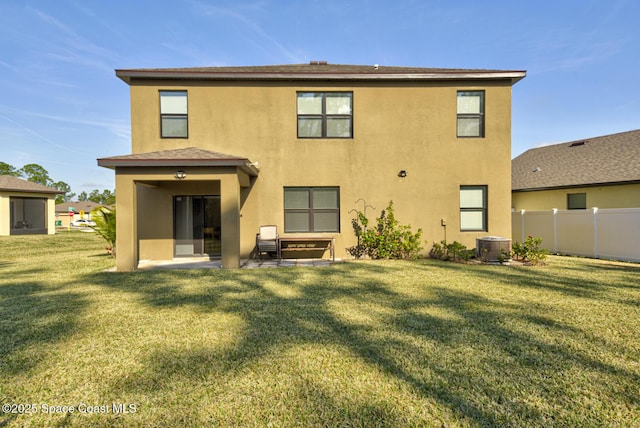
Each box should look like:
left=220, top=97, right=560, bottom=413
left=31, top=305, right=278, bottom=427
left=512, top=235, right=547, bottom=265
left=347, top=201, right=423, bottom=259
left=429, top=240, right=474, bottom=262
left=429, top=240, right=448, bottom=260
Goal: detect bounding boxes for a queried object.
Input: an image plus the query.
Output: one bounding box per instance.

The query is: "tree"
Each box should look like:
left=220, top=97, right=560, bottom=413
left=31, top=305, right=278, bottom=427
left=100, top=189, right=115, bottom=205
left=51, top=181, right=75, bottom=204
left=0, top=161, right=21, bottom=177
left=88, top=189, right=101, bottom=203
left=18, top=163, right=52, bottom=186
left=1, top=161, right=113, bottom=206
left=88, top=189, right=115, bottom=205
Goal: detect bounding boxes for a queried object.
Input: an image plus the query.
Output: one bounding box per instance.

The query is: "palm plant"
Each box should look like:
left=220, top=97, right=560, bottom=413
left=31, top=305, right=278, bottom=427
left=91, top=206, right=116, bottom=256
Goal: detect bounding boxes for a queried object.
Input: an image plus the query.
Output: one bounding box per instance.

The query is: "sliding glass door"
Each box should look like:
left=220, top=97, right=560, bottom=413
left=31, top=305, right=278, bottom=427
left=174, top=196, right=221, bottom=257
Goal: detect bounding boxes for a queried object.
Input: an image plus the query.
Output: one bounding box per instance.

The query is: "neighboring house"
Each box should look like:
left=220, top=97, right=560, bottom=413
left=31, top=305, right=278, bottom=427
left=0, top=175, right=63, bottom=236
left=512, top=129, right=640, bottom=211
left=55, top=201, right=104, bottom=228
left=98, top=62, right=526, bottom=270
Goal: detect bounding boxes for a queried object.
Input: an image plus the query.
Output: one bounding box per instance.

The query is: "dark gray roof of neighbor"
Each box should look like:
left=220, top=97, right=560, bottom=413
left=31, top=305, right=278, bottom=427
left=116, top=62, right=526, bottom=84
left=512, top=129, right=640, bottom=191
left=97, top=147, right=259, bottom=176
left=0, top=175, right=64, bottom=194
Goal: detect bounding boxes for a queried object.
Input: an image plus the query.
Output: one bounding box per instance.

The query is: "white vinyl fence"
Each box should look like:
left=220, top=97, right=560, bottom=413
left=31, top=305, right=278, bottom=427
left=512, top=208, right=640, bottom=263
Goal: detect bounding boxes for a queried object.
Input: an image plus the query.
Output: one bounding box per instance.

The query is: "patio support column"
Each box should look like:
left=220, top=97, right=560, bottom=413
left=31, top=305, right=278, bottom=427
left=115, top=172, right=138, bottom=271
left=220, top=174, right=241, bottom=269
left=46, top=197, right=56, bottom=235
left=0, top=195, right=9, bottom=236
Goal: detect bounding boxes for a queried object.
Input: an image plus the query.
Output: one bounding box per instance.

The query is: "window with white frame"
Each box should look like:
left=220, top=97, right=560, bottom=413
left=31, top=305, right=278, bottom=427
left=297, top=92, right=353, bottom=138
left=284, top=187, right=340, bottom=232
left=457, top=91, right=484, bottom=138
left=460, top=186, right=487, bottom=231
left=160, top=90, right=188, bottom=138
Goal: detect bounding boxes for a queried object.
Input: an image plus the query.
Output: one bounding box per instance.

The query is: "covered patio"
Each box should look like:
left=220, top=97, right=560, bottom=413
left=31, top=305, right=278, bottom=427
left=98, top=147, right=259, bottom=271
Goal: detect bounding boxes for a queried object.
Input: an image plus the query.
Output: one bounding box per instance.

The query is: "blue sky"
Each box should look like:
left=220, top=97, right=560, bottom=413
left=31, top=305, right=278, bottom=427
left=1, top=0, right=639, bottom=195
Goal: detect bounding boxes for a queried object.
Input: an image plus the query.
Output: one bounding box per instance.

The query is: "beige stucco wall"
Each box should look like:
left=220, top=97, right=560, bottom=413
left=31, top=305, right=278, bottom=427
left=46, top=198, right=56, bottom=234
left=512, top=183, right=640, bottom=211
left=123, top=79, right=515, bottom=262
left=0, top=194, right=9, bottom=235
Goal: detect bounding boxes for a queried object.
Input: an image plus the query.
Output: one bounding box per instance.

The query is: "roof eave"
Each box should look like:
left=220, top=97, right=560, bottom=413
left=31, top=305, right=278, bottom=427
left=116, top=69, right=526, bottom=85
left=1, top=187, right=63, bottom=194
left=97, top=158, right=260, bottom=176
left=513, top=179, right=640, bottom=192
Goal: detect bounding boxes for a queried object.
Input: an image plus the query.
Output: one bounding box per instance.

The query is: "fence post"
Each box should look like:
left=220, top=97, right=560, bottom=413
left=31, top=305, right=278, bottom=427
left=552, top=208, right=558, bottom=254
left=520, top=209, right=525, bottom=243
left=593, top=207, right=599, bottom=259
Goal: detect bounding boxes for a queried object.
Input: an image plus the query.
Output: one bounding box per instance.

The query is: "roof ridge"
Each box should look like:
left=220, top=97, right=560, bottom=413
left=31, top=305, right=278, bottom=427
left=518, top=128, right=640, bottom=155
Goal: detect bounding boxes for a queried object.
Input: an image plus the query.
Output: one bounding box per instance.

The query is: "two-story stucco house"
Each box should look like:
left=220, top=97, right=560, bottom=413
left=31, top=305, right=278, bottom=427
left=98, top=62, right=526, bottom=271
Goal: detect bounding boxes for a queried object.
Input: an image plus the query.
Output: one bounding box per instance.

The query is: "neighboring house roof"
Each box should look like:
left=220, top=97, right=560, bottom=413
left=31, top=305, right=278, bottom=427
left=116, top=62, right=526, bottom=84
left=0, top=175, right=64, bottom=194
left=56, top=201, right=103, bottom=213
left=512, top=129, right=640, bottom=191
left=97, top=147, right=260, bottom=176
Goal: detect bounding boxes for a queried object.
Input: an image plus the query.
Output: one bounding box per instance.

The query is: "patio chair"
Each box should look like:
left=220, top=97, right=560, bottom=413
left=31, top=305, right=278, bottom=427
left=256, top=225, right=279, bottom=259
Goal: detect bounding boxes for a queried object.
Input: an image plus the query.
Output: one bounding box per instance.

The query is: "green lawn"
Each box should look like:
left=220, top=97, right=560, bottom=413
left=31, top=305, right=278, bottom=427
left=0, top=233, right=638, bottom=427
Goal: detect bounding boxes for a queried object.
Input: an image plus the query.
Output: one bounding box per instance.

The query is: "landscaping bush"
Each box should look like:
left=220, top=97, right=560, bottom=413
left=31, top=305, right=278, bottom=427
left=512, top=235, right=548, bottom=265
left=429, top=240, right=474, bottom=262
left=347, top=201, right=423, bottom=259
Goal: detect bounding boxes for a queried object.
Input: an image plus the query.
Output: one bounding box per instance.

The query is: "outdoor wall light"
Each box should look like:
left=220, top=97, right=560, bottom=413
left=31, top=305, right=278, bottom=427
left=174, top=170, right=187, bottom=180
left=398, top=170, right=407, bottom=178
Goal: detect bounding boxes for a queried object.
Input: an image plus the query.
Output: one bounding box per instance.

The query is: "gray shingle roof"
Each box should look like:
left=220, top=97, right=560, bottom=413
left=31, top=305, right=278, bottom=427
left=512, top=129, right=640, bottom=191
left=0, top=175, right=64, bottom=194
left=116, top=62, right=526, bottom=84
left=55, top=201, right=104, bottom=213
left=97, top=147, right=259, bottom=176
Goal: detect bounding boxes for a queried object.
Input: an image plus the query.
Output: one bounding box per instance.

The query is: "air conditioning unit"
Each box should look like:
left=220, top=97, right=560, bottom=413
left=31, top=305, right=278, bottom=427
left=476, top=236, right=511, bottom=262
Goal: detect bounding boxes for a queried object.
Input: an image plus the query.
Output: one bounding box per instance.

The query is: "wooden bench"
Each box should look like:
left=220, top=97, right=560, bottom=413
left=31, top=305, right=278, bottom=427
left=277, top=237, right=335, bottom=261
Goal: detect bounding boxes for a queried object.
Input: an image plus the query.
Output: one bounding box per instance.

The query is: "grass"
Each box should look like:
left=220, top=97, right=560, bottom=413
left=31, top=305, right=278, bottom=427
left=0, top=233, right=639, bottom=427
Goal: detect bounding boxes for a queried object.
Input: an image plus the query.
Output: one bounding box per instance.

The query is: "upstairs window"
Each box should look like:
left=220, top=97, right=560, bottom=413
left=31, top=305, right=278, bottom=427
left=297, top=92, right=352, bottom=138
left=284, top=187, right=340, bottom=232
left=460, top=185, right=487, bottom=231
left=457, top=91, right=484, bottom=138
left=160, top=90, right=188, bottom=138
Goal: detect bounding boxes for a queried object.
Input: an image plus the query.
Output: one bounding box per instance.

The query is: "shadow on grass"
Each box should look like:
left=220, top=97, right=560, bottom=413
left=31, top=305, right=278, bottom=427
left=428, top=256, right=640, bottom=300
left=78, top=259, right=640, bottom=426
left=0, top=282, right=87, bottom=376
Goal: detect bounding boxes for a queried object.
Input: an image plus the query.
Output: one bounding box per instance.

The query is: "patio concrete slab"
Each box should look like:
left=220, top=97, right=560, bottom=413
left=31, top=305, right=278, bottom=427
left=136, top=258, right=339, bottom=270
